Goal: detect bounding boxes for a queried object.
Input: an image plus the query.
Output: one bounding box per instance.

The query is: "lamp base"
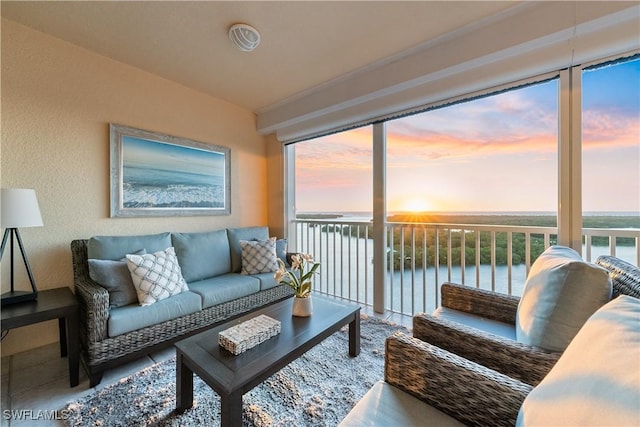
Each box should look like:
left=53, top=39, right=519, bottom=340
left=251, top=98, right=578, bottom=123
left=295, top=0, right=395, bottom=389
left=1, top=290, right=38, bottom=306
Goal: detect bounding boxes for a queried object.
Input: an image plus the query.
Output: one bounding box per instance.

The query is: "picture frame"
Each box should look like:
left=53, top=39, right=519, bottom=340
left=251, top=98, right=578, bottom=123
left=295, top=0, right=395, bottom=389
left=109, top=123, right=230, bottom=217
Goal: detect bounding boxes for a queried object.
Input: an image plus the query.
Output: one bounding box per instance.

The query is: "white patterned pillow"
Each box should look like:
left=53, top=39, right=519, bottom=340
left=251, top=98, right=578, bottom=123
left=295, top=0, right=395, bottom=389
left=125, top=247, right=189, bottom=306
left=240, top=238, right=279, bottom=275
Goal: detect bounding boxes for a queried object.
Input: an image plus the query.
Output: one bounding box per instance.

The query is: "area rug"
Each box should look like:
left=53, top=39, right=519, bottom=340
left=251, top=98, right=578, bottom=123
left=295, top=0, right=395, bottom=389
left=64, top=315, right=409, bottom=426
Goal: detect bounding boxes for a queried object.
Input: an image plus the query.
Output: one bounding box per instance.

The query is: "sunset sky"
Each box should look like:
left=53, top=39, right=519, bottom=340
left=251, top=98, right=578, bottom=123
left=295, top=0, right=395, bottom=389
left=294, top=58, right=639, bottom=214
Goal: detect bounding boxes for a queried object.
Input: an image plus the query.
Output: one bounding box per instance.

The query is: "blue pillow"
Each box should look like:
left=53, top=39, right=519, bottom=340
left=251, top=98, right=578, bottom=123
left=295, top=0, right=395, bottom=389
left=88, top=249, right=146, bottom=308
left=276, top=238, right=288, bottom=265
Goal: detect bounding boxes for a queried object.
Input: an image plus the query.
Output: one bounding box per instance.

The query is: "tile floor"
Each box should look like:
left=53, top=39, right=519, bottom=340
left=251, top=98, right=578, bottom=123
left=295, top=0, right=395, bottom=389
left=0, top=304, right=411, bottom=427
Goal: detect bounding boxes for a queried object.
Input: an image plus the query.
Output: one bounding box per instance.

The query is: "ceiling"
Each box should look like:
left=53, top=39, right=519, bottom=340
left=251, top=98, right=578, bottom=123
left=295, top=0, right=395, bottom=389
left=1, top=1, right=521, bottom=112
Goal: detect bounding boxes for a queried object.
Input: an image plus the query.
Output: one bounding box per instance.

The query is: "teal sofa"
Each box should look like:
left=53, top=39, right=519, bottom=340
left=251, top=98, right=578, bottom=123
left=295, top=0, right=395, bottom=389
left=70, top=226, right=293, bottom=387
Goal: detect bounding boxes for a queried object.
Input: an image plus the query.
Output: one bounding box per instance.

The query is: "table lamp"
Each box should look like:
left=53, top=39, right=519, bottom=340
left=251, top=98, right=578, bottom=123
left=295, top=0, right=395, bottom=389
left=1, top=188, right=43, bottom=306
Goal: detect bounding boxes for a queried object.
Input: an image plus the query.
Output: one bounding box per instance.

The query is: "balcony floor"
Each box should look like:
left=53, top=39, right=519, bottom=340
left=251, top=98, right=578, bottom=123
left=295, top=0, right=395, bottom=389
left=0, top=300, right=411, bottom=426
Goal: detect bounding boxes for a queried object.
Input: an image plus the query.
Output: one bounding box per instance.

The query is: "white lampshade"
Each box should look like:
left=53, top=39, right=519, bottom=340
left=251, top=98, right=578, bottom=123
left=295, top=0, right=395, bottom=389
left=1, top=188, right=44, bottom=228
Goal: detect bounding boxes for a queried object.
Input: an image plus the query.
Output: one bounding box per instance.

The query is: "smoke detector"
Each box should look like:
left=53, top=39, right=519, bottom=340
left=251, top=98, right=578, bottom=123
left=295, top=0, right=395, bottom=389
left=228, top=23, right=261, bottom=52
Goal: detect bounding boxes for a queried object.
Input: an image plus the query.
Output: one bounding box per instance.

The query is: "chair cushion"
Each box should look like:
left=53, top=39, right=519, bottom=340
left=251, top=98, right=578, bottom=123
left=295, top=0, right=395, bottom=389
left=172, top=229, right=231, bottom=282
left=515, top=245, right=612, bottom=351
left=126, top=247, right=189, bottom=306
left=339, top=381, right=465, bottom=427
left=433, top=306, right=516, bottom=340
left=517, top=295, right=640, bottom=426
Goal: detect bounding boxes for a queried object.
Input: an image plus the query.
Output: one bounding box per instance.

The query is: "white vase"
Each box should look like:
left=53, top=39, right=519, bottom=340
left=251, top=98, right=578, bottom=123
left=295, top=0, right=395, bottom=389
left=292, top=296, right=313, bottom=317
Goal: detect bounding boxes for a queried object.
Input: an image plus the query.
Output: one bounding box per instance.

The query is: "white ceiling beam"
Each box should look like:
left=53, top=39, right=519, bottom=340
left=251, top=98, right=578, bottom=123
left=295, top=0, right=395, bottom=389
left=257, top=2, right=639, bottom=142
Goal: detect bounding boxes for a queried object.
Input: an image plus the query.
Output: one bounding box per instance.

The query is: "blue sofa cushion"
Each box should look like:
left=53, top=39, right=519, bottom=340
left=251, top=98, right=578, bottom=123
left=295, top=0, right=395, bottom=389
left=188, top=274, right=260, bottom=309
left=227, top=226, right=269, bottom=273
left=107, top=291, right=202, bottom=337
left=172, top=230, right=231, bottom=282
left=250, top=272, right=283, bottom=291
left=87, top=232, right=172, bottom=260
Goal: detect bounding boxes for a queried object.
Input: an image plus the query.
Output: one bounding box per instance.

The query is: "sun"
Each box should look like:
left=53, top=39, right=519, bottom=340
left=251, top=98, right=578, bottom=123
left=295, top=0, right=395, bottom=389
left=403, top=197, right=431, bottom=213
left=391, top=197, right=436, bottom=223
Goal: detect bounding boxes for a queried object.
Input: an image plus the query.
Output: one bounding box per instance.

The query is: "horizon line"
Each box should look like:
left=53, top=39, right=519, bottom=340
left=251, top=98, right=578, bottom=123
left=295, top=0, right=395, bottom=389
left=297, top=210, right=640, bottom=215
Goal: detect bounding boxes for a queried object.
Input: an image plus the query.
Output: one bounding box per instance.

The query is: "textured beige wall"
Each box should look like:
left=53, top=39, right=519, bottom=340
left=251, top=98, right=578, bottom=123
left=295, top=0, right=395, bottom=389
left=266, top=134, right=285, bottom=238
left=0, top=19, right=270, bottom=355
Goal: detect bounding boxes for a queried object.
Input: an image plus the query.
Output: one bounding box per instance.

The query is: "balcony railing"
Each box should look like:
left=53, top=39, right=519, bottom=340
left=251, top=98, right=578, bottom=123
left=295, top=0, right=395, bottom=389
left=291, top=218, right=640, bottom=317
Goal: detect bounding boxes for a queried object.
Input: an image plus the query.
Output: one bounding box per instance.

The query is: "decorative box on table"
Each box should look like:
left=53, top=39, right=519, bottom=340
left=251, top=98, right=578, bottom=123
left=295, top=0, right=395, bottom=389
left=218, top=314, right=281, bottom=355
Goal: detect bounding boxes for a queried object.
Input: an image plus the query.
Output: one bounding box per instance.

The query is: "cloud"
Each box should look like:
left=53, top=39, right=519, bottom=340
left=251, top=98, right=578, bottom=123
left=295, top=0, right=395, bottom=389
left=293, top=77, right=638, bottom=200
left=583, top=109, right=639, bottom=150
left=295, top=129, right=372, bottom=171
left=386, top=127, right=557, bottom=164
left=381, top=86, right=559, bottom=165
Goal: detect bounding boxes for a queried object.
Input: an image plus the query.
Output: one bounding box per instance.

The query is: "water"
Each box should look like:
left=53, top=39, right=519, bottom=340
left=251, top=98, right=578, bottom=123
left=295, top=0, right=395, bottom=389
left=123, top=166, right=224, bottom=208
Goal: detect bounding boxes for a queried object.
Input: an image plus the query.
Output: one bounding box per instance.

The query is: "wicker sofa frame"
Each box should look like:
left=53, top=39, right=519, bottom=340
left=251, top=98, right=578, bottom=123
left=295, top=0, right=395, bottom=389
left=71, top=239, right=294, bottom=387
left=412, top=255, right=640, bottom=386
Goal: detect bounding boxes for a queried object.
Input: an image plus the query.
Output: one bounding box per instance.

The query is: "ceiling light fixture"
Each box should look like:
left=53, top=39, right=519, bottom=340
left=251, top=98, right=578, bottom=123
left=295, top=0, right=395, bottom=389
left=228, top=23, right=261, bottom=52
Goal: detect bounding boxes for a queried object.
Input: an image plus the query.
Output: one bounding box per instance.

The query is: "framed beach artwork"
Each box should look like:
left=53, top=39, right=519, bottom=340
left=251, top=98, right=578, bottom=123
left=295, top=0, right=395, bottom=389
left=109, top=124, right=230, bottom=217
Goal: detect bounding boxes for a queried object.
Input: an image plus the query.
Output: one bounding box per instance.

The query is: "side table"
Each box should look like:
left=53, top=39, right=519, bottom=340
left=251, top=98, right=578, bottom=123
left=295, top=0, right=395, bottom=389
left=1, top=287, right=80, bottom=387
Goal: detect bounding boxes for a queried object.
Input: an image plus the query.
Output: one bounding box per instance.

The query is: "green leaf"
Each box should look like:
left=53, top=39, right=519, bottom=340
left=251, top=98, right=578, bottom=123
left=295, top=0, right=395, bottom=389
left=299, top=282, right=311, bottom=297
left=300, top=262, right=320, bottom=282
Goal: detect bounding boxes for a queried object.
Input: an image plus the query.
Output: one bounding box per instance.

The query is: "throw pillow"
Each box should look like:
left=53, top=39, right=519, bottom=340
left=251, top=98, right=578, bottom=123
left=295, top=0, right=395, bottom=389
left=126, top=247, right=189, bottom=306
left=275, top=238, right=288, bottom=265
left=515, top=245, right=612, bottom=351
left=88, top=249, right=146, bottom=308
left=240, top=238, right=279, bottom=275
left=227, top=227, right=270, bottom=273
left=517, top=295, right=640, bottom=426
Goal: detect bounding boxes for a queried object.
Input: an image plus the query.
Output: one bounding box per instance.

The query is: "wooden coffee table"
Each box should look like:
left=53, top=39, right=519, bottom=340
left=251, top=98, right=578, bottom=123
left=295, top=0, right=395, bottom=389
left=175, top=295, right=360, bottom=426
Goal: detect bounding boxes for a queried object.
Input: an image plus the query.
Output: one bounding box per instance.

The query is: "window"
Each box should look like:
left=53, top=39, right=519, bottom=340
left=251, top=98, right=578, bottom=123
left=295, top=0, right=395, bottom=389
left=293, top=127, right=373, bottom=216
left=384, top=80, right=559, bottom=296
left=386, top=80, right=559, bottom=218
left=291, top=126, right=374, bottom=303
left=582, top=56, right=640, bottom=263
left=285, top=53, right=639, bottom=314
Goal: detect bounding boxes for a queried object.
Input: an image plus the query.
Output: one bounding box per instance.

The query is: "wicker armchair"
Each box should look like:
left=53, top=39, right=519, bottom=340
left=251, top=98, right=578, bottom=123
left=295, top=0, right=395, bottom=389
left=340, top=331, right=532, bottom=427
left=385, top=332, right=532, bottom=426
left=412, top=255, right=640, bottom=386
